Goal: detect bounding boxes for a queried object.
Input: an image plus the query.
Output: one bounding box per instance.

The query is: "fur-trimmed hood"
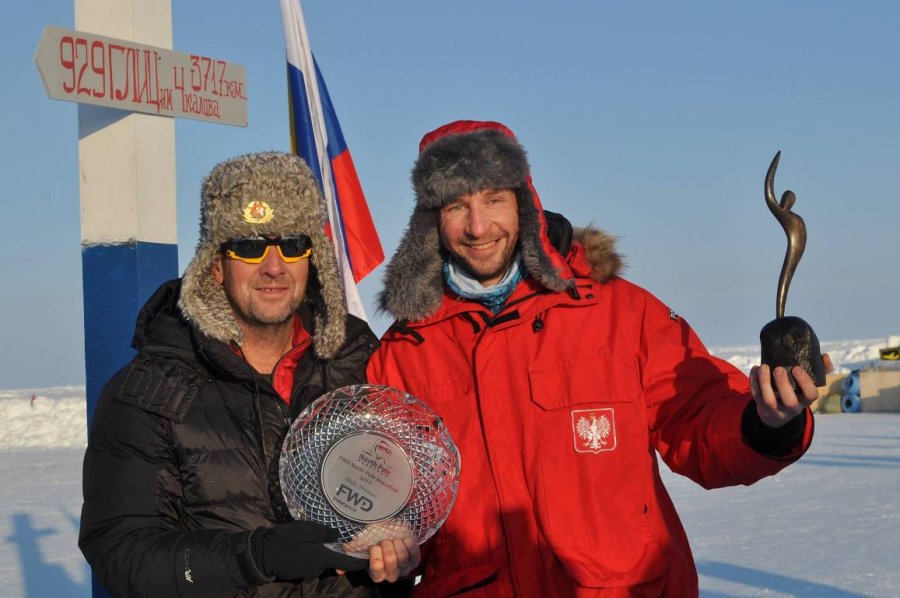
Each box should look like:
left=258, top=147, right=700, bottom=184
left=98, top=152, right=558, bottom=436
left=571, top=225, right=624, bottom=283
left=378, top=121, right=622, bottom=322
left=178, top=151, right=347, bottom=358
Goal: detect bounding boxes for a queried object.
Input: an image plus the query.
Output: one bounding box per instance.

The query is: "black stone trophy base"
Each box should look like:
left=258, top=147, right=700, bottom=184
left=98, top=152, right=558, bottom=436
left=760, top=316, right=826, bottom=387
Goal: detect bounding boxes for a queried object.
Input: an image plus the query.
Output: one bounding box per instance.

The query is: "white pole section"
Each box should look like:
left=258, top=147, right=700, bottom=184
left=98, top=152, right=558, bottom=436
left=74, top=6, right=178, bottom=589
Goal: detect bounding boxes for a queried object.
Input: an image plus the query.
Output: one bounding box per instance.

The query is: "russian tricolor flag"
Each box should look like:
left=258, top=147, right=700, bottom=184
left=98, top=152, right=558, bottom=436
left=280, top=0, right=384, bottom=320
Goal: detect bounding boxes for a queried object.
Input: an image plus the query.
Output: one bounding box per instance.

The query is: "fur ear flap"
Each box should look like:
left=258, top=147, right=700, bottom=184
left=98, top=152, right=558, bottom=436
left=378, top=207, right=445, bottom=322
left=516, top=186, right=570, bottom=293
left=179, top=245, right=242, bottom=345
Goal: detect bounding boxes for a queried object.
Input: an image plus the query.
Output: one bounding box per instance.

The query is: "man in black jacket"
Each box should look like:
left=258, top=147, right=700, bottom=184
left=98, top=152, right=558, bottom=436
left=79, top=152, right=418, bottom=597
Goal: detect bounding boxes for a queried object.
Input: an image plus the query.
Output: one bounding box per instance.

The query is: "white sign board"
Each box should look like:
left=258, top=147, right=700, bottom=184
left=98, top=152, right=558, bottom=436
left=35, top=25, right=247, bottom=127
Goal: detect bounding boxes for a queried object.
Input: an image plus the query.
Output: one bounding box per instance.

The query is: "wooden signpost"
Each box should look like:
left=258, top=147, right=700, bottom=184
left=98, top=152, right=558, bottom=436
left=35, top=25, right=247, bottom=126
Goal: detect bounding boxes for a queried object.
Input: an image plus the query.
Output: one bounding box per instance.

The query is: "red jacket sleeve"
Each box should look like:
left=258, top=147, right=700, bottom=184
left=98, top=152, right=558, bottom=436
left=640, top=293, right=813, bottom=489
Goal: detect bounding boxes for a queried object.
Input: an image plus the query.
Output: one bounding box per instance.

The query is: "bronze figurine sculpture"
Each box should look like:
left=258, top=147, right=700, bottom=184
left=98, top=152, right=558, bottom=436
left=759, top=151, right=826, bottom=386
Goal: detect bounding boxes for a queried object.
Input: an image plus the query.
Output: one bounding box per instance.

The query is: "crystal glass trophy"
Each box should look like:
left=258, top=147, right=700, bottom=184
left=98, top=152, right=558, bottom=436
left=279, top=384, right=461, bottom=557
left=759, top=152, right=826, bottom=387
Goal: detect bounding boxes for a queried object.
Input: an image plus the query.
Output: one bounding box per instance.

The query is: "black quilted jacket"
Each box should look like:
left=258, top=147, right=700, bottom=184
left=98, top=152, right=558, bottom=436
left=79, top=279, right=384, bottom=597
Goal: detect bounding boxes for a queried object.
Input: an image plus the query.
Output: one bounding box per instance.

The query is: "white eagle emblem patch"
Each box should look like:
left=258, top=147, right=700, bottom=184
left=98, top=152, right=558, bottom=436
left=572, top=408, right=616, bottom=453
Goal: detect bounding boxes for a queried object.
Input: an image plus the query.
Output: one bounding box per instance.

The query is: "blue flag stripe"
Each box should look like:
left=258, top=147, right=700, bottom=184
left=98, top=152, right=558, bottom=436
left=287, top=63, right=325, bottom=185
left=287, top=61, right=354, bottom=271
left=313, top=56, right=348, bottom=157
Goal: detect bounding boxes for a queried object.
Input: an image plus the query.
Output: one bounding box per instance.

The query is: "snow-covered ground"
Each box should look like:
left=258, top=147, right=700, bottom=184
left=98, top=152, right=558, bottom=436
left=663, top=413, right=900, bottom=596
left=1, top=336, right=898, bottom=597
left=714, top=336, right=900, bottom=377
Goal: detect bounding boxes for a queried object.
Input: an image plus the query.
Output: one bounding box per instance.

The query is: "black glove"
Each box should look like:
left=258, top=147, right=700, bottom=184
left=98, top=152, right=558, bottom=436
left=249, top=521, right=368, bottom=582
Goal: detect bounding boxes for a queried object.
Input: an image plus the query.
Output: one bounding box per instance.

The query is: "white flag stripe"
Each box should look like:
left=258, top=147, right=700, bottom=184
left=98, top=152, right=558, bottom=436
left=279, top=0, right=367, bottom=320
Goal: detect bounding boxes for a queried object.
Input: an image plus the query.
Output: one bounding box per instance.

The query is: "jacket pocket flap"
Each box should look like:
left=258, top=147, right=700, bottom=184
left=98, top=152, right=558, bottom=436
left=528, top=353, right=640, bottom=410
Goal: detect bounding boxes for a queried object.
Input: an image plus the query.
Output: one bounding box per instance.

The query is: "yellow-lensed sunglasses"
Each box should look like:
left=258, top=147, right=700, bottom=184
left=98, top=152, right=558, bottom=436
left=220, top=235, right=312, bottom=264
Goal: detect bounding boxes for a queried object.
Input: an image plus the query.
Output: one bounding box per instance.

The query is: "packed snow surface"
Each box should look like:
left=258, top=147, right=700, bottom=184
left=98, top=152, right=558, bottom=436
left=1, top=336, right=898, bottom=596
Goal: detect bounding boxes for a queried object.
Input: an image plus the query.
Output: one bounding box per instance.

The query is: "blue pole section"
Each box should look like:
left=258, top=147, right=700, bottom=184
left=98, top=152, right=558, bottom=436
left=82, top=242, right=178, bottom=425
left=83, top=242, right=177, bottom=598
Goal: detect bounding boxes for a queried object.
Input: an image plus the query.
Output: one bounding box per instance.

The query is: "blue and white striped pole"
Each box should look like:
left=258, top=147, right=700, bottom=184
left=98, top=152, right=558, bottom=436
left=76, top=0, right=177, bottom=420
left=75, top=1, right=177, bottom=595
left=78, top=100, right=178, bottom=425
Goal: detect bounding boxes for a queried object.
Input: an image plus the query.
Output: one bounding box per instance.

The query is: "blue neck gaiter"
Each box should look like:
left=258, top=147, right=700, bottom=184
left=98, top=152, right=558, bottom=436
left=443, top=253, right=527, bottom=314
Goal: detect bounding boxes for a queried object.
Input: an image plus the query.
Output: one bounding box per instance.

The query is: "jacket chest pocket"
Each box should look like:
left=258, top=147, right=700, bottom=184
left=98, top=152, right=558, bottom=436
left=527, top=354, right=662, bottom=585
left=527, top=353, right=647, bottom=475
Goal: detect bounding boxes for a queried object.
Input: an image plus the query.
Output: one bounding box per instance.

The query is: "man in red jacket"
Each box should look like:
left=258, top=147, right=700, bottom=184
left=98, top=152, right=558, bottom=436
left=367, top=121, right=830, bottom=597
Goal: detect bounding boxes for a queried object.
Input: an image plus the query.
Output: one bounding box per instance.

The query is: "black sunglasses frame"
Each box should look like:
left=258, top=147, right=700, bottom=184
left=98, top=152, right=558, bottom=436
left=220, top=235, right=313, bottom=263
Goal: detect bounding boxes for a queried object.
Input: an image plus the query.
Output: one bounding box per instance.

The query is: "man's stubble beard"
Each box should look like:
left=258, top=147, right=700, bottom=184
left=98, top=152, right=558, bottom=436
left=230, top=292, right=304, bottom=332
left=453, top=240, right=518, bottom=285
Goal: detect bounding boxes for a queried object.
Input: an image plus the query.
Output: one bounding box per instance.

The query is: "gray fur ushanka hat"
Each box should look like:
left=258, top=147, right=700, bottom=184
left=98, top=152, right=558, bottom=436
left=178, top=151, right=346, bottom=358
left=379, top=120, right=572, bottom=322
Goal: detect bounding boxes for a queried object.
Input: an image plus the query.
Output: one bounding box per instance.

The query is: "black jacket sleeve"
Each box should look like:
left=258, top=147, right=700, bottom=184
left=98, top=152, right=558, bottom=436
left=79, top=365, right=258, bottom=597
left=326, top=315, right=380, bottom=389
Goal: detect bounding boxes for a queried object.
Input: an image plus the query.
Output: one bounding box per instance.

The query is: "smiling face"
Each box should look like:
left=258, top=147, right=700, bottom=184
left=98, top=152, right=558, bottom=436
left=439, top=188, right=520, bottom=287
left=212, top=241, right=310, bottom=334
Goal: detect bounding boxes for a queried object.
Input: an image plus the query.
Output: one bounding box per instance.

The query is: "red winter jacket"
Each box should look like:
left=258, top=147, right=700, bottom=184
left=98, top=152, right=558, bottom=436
left=367, top=233, right=813, bottom=597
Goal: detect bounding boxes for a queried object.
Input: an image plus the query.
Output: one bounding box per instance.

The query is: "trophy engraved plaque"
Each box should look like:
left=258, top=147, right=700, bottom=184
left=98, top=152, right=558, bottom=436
left=319, top=432, right=414, bottom=523
left=280, top=384, right=461, bottom=557
left=759, top=151, right=826, bottom=387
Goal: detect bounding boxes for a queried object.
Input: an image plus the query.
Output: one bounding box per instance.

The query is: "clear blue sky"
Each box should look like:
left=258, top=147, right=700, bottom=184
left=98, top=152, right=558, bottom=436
left=3, top=1, right=899, bottom=388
